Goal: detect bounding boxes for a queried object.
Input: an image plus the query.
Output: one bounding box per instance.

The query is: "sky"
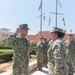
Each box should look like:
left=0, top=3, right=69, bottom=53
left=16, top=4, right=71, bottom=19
left=0, top=0, right=75, bottom=34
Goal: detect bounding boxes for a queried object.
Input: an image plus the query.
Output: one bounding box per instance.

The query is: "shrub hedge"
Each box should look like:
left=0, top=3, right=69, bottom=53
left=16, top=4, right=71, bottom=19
left=0, top=53, right=13, bottom=63
left=0, top=47, right=12, bottom=49
left=0, top=43, right=37, bottom=62
left=29, top=44, right=37, bottom=55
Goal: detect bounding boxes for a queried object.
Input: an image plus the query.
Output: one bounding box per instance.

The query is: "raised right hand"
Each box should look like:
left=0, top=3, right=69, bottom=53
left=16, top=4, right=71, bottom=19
left=15, top=28, right=20, bottom=34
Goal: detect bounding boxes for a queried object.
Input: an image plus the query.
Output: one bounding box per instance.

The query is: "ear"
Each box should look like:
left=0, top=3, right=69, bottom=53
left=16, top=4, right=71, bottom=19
left=55, top=33, right=58, bottom=37
left=19, top=28, right=21, bottom=31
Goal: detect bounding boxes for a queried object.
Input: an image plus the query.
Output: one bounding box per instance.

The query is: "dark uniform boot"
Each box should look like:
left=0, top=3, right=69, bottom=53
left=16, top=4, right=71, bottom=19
left=39, top=68, right=42, bottom=71
left=69, top=72, right=73, bottom=75
left=37, top=67, right=42, bottom=71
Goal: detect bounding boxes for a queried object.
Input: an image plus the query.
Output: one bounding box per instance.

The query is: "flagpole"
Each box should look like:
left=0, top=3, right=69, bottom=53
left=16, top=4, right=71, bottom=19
left=56, top=0, right=57, bottom=27
left=49, top=0, right=64, bottom=27
left=38, top=0, right=45, bottom=36
left=40, top=0, right=42, bottom=36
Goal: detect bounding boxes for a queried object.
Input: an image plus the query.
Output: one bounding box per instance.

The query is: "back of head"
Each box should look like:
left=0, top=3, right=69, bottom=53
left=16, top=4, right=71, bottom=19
left=51, top=27, right=65, bottom=38
left=39, top=36, right=44, bottom=39
left=54, top=31, right=65, bottom=38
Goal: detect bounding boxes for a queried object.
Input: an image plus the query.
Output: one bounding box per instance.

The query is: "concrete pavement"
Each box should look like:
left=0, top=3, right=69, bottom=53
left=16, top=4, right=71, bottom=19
left=30, top=67, right=48, bottom=75
left=0, top=67, right=48, bottom=75
left=0, top=67, right=75, bottom=75
left=0, top=60, right=75, bottom=75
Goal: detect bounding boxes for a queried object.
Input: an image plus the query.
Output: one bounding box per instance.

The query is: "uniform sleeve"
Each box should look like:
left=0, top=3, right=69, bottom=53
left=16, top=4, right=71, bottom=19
left=36, top=42, right=40, bottom=49
left=26, top=40, right=30, bottom=66
left=36, top=43, right=40, bottom=53
left=64, top=42, right=69, bottom=56
left=53, top=44, right=65, bottom=75
left=64, top=42, right=68, bottom=48
left=6, top=33, right=17, bottom=47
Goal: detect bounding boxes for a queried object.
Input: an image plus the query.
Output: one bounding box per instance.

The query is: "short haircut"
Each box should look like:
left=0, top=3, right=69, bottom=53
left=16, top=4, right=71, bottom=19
left=54, top=31, right=65, bottom=38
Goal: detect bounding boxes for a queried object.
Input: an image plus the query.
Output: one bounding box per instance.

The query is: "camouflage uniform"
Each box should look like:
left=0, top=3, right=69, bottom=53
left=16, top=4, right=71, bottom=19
left=7, top=34, right=29, bottom=75
left=65, top=40, right=75, bottom=74
left=47, top=38, right=69, bottom=75
left=48, top=40, right=53, bottom=49
left=36, top=42, right=46, bottom=70
left=44, top=40, right=48, bottom=67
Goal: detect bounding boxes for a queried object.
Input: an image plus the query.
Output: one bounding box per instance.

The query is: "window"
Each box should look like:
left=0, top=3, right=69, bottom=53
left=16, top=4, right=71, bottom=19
left=6, top=35, right=8, bottom=37
left=30, top=40, right=34, bottom=44
left=3, top=34, right=5, bottom=36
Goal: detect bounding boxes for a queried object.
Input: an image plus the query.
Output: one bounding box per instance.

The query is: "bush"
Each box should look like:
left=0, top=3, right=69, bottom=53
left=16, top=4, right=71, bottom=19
left=0, top=47, right=12, bottom=49
left=0, top=43, right=37, bottom=63
left=0, top=53, right=13, bottom=63
left=0, top=49, right=13, bottom=54
left=29, top=44, right=37, bottom=55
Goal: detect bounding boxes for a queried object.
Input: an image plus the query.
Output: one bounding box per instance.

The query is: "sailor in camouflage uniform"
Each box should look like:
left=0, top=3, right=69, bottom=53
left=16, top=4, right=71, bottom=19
left=65, top=34, right=75, bottom=75
left=43, top=37, right=48, bottom=67
left=36, top=36, right=46, bottom=70
left=47, top=27, right=69, bottom=75
left=7, top=24, right=30, bottom=75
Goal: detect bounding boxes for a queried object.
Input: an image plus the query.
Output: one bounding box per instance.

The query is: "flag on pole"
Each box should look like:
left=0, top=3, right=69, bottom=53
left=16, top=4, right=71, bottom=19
left=38, top=1, right=42, bottom=11
left=43, top=16, right=45, bottom=22
left=62, top=18, right=65, bottom=26
left=48, top=16, right=51, bottom=26
left=57, top=0, right=62, bottom=7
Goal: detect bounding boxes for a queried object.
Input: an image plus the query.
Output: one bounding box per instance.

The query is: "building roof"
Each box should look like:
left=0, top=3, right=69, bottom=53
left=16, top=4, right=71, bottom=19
left=0, top=28, right=10, bottom=31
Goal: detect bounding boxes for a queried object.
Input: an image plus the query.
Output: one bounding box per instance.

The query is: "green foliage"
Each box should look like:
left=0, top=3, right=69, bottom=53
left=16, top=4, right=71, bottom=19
left=29, top=43, right=37, bottom=55
left=29, top=43, right=36, bottom=50
left=0, top=38, right=8, bottom=47
left=0, top=49, right=13, bottom=63
left=0, top=47, right=12, bottom=49
left=0, top=53, right=13, bottom=63
left=0, top=49, right=13, bottom=54
left=0, top=43, right=37, bottom=63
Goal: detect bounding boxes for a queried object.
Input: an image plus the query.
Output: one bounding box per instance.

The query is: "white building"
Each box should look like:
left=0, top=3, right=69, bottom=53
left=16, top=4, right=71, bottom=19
left=0, top=28, right=13, bottom=42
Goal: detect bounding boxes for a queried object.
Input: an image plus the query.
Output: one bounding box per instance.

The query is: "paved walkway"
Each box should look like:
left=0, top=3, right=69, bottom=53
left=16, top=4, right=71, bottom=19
left=0, top=67, right=75, bottom=75
left=30, top=68, right=75, bottom=75
left=30, top=67, right=48, bottom=75
left=0, top=67, right=48, bottom=75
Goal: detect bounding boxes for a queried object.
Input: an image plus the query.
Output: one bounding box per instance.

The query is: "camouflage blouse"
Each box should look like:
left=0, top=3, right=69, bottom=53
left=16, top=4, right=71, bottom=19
left=47, top=38, right=68, bottom=75
left=7, top=34, right=29, bottom=75
left=65, top=40, right=75, bottom=65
